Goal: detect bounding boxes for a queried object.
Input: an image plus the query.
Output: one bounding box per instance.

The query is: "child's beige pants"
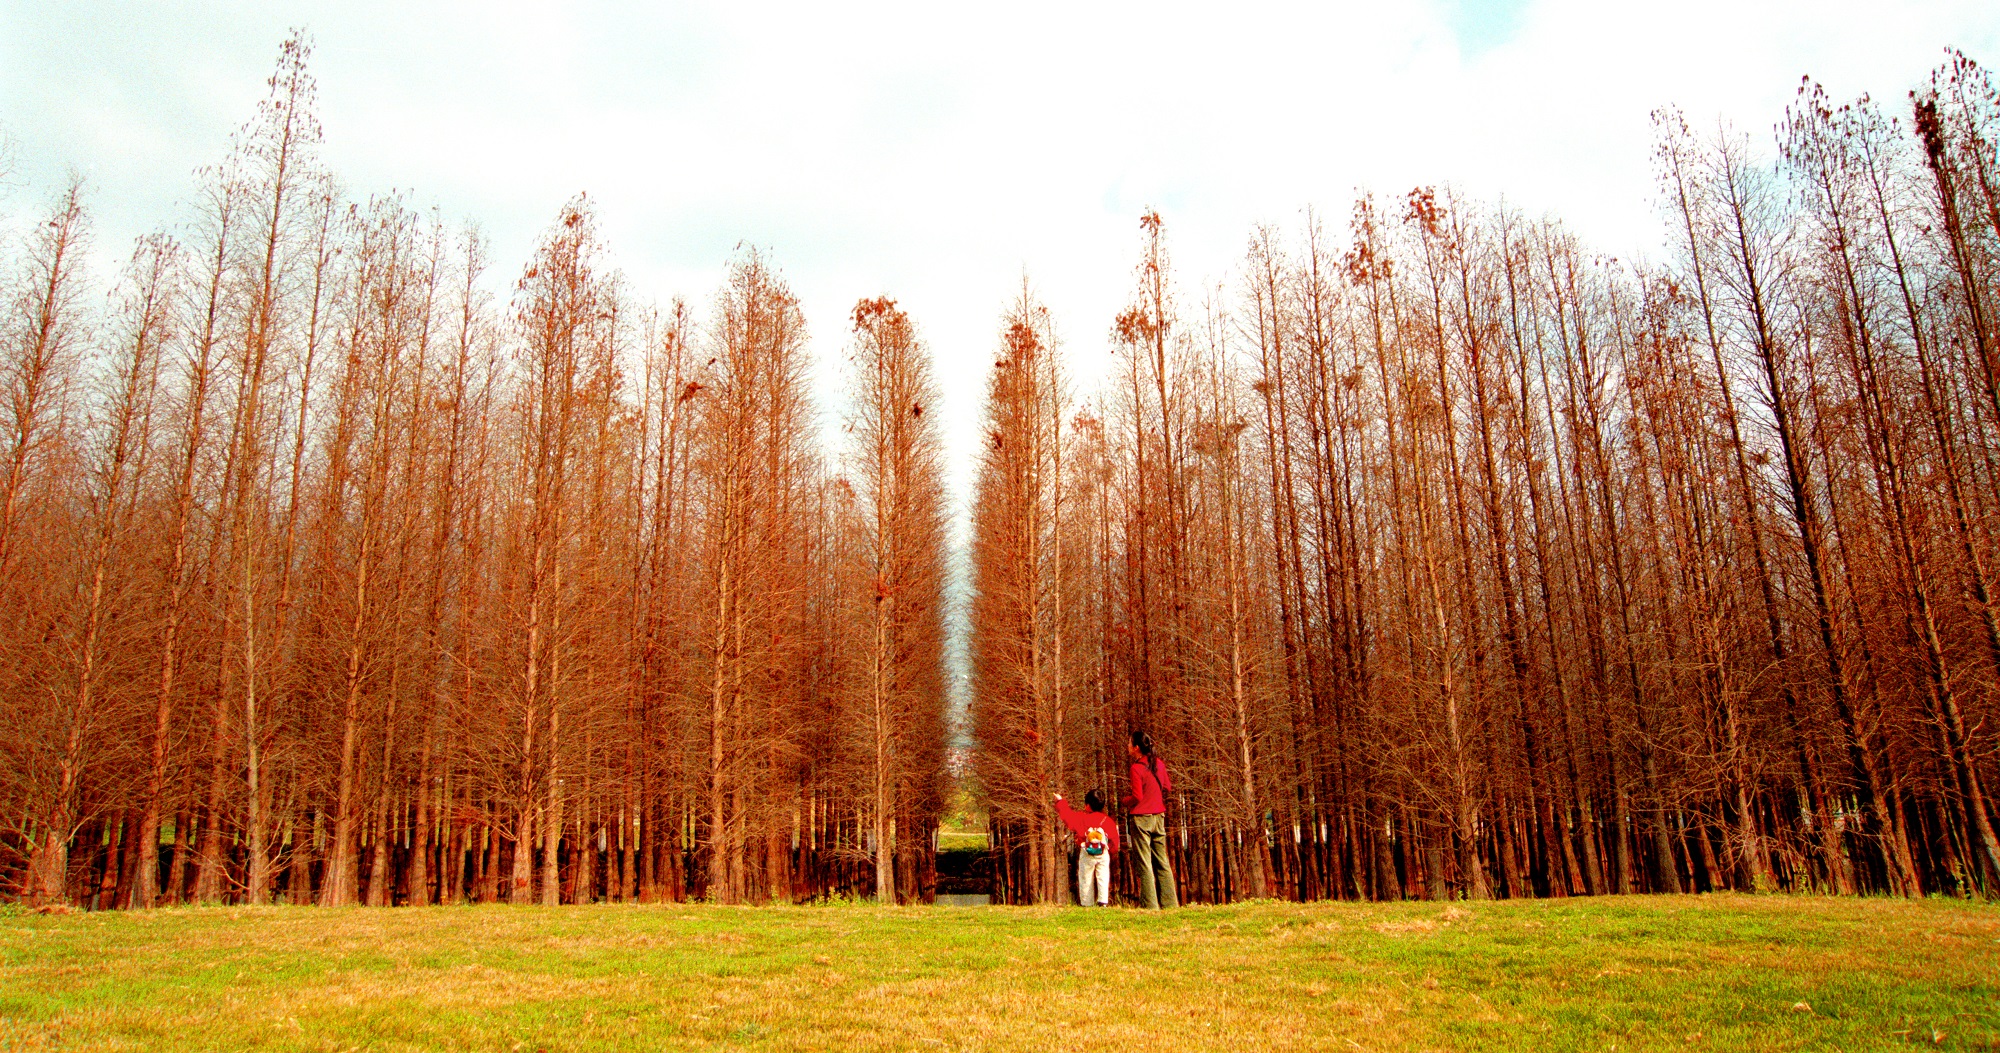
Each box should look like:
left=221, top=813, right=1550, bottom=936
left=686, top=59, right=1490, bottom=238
left=1076, top=849, right=1110, bottom=905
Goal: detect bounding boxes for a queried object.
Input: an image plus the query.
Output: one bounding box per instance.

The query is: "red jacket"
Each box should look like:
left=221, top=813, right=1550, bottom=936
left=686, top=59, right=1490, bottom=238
left=1055, top=798, right=1120, bottom=856
left=1122, top=759, right=1171, bottom=815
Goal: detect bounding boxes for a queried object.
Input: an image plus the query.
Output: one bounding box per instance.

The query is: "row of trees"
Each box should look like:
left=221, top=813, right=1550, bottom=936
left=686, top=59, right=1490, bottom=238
left=0, top=37, right=950, bottom=907
left=9, top=37, right=1998, bottom=909
left=971, top=51, right=2000, bottom=902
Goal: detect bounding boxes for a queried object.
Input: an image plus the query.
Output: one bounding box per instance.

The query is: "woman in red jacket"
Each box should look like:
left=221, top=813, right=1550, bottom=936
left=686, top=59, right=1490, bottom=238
left=1120, top=730, right=1179, bottom=909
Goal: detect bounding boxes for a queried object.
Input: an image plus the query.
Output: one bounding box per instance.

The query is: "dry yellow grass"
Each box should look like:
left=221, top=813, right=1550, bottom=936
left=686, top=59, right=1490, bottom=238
left=0, top=894, right=1993, bottom=1051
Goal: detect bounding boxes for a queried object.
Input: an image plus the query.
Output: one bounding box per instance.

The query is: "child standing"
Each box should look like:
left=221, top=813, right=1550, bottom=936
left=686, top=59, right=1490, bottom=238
left=1053, top=790, right=1120, bottom=906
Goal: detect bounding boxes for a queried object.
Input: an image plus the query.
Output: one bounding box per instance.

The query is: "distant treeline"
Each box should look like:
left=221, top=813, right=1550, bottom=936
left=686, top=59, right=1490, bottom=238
left=971, top=51, right=2000, bottom=904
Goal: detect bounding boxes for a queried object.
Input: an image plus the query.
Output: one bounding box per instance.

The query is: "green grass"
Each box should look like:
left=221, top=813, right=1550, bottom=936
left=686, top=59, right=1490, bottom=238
left=936, top=831, right=989, bottom=851
left=0, top=894, right=1993, bottom=1051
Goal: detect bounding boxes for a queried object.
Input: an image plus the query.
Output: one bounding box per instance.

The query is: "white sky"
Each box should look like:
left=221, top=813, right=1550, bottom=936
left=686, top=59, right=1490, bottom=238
left=3, top=0, right=1996, bottom=538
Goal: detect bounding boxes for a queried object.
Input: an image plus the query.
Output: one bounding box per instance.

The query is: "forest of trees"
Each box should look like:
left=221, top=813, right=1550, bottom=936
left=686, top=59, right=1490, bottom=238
left=971, top=51, right=2000, bottom=904
left=3, top=38, right=1997, bottom=907
left=0, top=38, right=948, bottom=908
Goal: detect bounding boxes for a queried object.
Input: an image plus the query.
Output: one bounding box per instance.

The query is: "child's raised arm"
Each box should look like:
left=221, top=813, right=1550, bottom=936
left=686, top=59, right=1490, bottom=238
left=1052, top=794, right=1084, bottom=839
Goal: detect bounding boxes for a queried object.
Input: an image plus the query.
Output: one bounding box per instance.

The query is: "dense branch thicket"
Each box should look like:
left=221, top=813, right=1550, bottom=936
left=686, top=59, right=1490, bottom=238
left=0, top=37, right=950, bottom=906
left=972, top=51, right=2000, bottom=902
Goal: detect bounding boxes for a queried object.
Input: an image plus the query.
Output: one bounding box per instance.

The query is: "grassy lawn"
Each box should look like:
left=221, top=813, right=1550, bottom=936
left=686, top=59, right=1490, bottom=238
left=935, top=831, right=989, bottom=851
left=0, top=894, right=1993, bottom=1052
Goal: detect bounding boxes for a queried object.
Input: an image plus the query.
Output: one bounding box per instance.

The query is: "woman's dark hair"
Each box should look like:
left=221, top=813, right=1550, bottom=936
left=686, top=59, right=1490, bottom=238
left=1084, top=789, right=1106, bottom=812
left=1131, top=729, right=1161, bottom=777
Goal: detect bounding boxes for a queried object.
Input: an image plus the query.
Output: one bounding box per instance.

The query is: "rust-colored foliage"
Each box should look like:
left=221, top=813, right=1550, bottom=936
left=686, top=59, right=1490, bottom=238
left=4, top=39, right=2000, bottom=911
left=0, top=36, right=952, bottom=907
left=973, top=51, right=2000, bottom=905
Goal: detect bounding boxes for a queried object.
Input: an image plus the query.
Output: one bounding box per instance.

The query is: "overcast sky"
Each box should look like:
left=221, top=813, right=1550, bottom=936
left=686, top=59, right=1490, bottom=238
left=3, top=0, right=1996, bottom=530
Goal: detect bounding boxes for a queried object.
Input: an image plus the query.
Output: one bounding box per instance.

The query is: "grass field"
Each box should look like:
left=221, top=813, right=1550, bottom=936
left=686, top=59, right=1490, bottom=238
left=0, top=894, right=1993, bottom=1052
left=935, top=831, right=989, bottom=852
